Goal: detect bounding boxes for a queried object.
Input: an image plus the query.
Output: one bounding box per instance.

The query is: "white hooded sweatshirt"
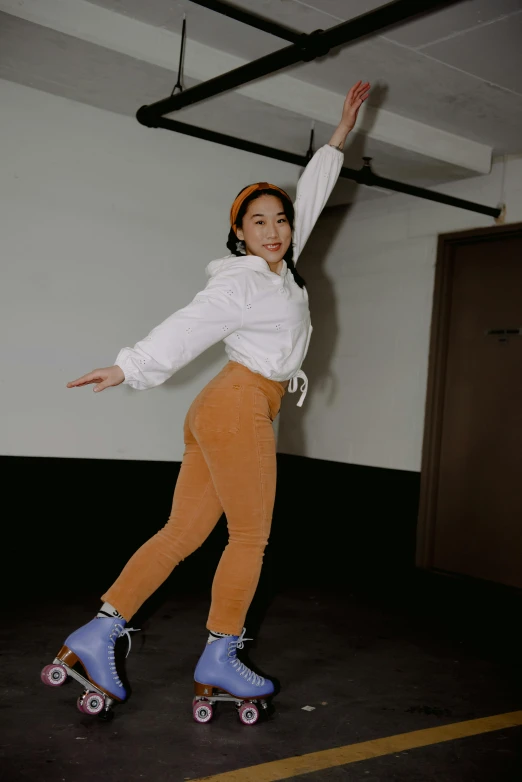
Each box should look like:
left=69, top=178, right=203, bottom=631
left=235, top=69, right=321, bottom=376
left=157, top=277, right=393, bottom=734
left=115, top=144, right=344, bottom=406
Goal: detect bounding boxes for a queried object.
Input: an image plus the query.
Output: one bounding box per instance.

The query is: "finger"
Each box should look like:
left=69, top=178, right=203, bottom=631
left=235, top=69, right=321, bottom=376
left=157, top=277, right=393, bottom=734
left=354, top=83, right=370, bottom=101
left=355, top=88, right=371, bottom=106
left=346, top=81, right=361, bottom=102
left=67, top=372, right=101, bottom=388
left=349, top=86, right=368, bottom=107
left=354, top=90, right=370, bottom=108
left=93, top=380, right=110, bottom=393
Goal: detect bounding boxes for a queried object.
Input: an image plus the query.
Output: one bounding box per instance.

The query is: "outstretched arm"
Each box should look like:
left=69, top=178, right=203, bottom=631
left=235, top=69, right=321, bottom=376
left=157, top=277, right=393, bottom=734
left=67, top=273, right=245, bottom=392
left=292, top=81, right=370, bottom=261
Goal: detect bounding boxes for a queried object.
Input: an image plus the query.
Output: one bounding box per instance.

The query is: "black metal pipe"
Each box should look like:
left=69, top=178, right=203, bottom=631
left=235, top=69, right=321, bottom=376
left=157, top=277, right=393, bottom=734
left=138, top=0, right=460, bottom=121
left=361, top=170, right=500, bottom=219
left=188, top=0, right=301, bottom=43
left=149, top=115, right=308, bottom=165
left=144, top=116, right=501, bottom=219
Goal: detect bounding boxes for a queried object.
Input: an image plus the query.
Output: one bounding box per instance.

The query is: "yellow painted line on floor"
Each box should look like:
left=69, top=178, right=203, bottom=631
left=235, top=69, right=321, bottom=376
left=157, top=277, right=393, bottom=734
left=191, top=710, right=522, bottom=782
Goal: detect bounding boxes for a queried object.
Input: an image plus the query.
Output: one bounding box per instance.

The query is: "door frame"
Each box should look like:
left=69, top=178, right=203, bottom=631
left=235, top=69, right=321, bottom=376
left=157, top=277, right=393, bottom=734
left=416, top=220, right=522, bottom=569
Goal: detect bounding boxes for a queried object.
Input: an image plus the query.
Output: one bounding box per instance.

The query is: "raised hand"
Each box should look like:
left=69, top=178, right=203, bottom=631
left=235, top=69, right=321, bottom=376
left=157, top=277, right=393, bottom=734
left=67, top=365, right=125, bottom=393
left=340, top=80, right=371, bottom=131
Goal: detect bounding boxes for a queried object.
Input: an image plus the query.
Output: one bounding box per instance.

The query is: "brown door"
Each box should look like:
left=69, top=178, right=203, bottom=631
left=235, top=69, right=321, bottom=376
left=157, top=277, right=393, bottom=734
left=418, top=224, right=522, bottom=588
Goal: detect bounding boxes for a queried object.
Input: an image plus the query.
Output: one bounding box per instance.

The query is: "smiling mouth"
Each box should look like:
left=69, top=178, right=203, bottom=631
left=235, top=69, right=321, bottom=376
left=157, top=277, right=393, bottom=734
left=264, top=244, right=282, bottom=252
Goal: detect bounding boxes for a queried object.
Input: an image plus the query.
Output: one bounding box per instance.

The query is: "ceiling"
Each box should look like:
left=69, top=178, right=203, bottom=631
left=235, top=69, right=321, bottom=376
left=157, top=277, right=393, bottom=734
left=1, top=0, right=521, bottom=205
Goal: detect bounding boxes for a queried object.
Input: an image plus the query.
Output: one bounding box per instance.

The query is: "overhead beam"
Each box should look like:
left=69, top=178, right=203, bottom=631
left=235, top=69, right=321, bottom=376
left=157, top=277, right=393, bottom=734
left=139, top=0, right=461, bottom=120
left=187, top=0, right=301, bottom=43
left=151, top=117, right=501, bottom=219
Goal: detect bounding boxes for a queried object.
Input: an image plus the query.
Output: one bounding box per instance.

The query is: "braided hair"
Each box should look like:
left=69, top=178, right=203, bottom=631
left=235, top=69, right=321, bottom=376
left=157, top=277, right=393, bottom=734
left=226, top=187, right=306, bottom=289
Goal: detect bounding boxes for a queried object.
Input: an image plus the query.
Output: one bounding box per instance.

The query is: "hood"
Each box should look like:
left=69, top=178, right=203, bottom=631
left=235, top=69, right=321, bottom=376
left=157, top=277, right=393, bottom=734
left=205, top=254, right=278, bottom=279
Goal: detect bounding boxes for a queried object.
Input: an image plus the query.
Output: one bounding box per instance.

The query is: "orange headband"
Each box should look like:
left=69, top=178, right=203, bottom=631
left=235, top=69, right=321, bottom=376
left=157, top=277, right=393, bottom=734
left=230, top=182, right=291, bottom=235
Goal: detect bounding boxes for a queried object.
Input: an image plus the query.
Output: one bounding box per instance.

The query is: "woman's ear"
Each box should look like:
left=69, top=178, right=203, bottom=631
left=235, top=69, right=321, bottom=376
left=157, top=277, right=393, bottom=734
left=236, top=227, right=245, bottom=241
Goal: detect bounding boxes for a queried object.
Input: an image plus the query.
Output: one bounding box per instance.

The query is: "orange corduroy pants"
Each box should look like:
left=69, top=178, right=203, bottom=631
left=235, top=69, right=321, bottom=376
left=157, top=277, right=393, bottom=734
left=102, top=362, right=286, bottom=635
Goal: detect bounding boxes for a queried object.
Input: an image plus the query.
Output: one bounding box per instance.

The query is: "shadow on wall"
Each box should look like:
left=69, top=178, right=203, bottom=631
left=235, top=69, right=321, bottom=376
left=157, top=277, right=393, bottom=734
left=277, top=204, right=348, bottom=457
left=277, top=84, right=388, bottom=457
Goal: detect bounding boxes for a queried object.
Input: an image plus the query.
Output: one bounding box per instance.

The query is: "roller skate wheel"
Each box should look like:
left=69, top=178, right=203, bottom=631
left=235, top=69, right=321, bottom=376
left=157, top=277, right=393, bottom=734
left=41, top=664, right=67, bottom=687
left=238, top=702, right=259, bottom=725
left=80, top=692, right=106, bottom=715
left=193, top=700, right=213, bottom=724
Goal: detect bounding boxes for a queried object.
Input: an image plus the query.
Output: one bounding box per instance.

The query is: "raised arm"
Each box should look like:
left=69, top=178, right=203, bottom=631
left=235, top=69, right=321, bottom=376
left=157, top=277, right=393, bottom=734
left=292, top=81, right=370, bottom=262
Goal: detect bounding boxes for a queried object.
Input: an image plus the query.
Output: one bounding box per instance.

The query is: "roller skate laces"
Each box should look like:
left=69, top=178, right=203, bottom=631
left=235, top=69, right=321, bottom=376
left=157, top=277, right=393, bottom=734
left=227, top=630, right=265, bottom=687
left=108, top=622, right=139, bottom=689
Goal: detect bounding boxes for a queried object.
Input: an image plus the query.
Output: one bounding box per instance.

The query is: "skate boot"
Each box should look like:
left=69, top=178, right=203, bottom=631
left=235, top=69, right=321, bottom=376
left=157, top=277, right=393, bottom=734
left=41, top=616, right=138, bottom=719
left=193, top=628, right=274, bottom=725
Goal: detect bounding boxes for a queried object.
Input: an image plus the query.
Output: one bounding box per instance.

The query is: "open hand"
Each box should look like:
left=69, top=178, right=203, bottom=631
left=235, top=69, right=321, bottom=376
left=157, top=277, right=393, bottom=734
left=67, top=365, right=125, bottom=393
left=341, top=81, right=371, bottom=131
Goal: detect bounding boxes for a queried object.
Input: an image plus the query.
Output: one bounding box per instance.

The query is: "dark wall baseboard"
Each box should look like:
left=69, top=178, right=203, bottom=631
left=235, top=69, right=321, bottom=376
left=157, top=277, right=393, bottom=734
left=273, top=453, right=420, bottom=582
left=2, top=453, right=420, bottom=602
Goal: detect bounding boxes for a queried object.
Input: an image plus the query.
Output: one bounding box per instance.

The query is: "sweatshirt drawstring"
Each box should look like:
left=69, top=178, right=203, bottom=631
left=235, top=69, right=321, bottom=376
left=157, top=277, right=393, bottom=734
left=288, top=370, right=308, bottom=407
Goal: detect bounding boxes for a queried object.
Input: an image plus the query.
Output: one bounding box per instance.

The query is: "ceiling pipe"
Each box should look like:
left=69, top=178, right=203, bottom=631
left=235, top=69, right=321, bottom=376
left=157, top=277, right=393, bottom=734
left=145, top=117, right=501, bottom=218
left=137, top=0, right=462, bottom=122
left=136, top=0, right=499, bottom=218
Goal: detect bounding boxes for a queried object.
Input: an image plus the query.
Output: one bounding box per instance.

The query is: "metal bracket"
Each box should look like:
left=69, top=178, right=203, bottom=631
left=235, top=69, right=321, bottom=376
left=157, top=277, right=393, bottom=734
left=170, top=14, right=187, bottom=96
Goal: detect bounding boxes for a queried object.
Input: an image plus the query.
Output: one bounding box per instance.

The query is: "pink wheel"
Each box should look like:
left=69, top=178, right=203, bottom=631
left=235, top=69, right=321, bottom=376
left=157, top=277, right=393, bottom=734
left=193, top=700, right=213, bottom=724
left=80, top=692, right=105, bottom=715
left=238, top=702, right=259, bottom=726
left=41, top=664, right=67, bottom=687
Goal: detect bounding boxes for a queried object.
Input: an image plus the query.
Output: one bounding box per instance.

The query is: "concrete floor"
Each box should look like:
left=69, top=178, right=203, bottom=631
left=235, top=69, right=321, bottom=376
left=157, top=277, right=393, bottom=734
left=1, top=576, right=521, bottom=781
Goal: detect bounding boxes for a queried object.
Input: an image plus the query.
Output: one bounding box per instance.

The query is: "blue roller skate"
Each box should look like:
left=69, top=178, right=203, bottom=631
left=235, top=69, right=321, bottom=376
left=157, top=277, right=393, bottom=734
left=193, top=628, right=274, bottom=725
left=40, top=616, right=138, bottom=719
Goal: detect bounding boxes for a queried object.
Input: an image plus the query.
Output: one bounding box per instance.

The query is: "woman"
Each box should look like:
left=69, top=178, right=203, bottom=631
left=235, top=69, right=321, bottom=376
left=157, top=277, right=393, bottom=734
left=42, top=81, right=370, bottom=720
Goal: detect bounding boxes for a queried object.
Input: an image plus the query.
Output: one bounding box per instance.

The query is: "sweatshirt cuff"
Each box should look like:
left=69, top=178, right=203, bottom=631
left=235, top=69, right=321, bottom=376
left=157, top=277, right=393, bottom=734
left=326, top=144, right=344, bottom=157
left=114, top=349, right=132, bottom=385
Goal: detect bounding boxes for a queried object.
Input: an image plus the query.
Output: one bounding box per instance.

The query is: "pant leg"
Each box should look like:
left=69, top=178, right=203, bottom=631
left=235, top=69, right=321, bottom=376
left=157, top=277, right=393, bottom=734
left=189, top=364, right=283, bottom=636
left=102, top=414, right=223, bottom=621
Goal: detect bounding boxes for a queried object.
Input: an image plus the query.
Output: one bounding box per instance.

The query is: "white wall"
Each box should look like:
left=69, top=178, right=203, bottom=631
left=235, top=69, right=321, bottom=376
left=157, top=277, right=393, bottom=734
left=278, top=152, right=522, bottom=472
left=3, top=79, right=521, bottom=470
left=0, top=79, right=299, bottom=461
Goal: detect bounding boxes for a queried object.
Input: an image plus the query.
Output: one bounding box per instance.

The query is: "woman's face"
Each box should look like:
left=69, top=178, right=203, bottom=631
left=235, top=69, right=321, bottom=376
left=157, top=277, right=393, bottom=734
left=236, top=195, right=292, bottom=270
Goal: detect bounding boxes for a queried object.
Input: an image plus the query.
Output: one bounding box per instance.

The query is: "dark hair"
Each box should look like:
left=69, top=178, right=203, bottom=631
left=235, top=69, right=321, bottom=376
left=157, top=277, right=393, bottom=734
left=226, top=187, right=306, bottom=289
